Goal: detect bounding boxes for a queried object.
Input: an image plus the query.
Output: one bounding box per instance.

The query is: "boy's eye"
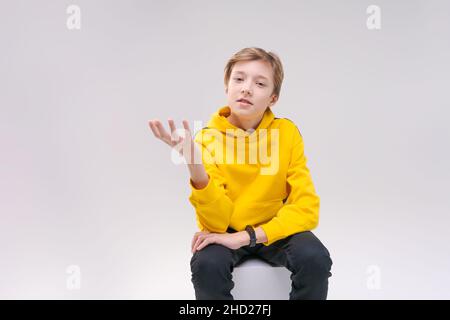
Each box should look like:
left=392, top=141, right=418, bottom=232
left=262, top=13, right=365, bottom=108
left=233, top=77, right=265, bottom=87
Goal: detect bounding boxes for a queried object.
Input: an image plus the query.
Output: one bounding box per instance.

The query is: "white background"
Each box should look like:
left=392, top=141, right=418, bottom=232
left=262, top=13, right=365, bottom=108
left=1, top=0, right=449, bottom=299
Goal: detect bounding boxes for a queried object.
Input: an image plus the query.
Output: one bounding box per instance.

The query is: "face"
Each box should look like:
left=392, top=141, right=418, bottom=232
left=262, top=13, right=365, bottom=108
left=225, top=60, right=278, bottom=121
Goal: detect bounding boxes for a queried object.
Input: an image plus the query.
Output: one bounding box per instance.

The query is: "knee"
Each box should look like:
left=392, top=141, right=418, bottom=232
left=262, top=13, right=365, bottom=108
left=289, top=242, right=332, bottom=275
left=190, top=244, right=233, bottom=277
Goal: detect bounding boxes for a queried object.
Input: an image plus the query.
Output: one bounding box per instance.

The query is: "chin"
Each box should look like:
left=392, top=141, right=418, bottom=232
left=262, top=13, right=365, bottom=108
left=232, top=102, right=253, bottom=110
left=231, top=106, right=253, bottom=116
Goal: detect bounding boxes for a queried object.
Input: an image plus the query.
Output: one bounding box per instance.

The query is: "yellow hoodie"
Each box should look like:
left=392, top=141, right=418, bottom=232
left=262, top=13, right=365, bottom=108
left=188, top=106, right=320, bottom=246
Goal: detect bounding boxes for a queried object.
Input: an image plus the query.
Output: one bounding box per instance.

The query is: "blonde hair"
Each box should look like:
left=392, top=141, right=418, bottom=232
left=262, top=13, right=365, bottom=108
left=224, top=47, right=284, bottom=98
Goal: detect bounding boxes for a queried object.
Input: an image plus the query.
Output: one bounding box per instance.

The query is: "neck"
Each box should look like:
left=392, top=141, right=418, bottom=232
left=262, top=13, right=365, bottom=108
left=227, top=112, right=265, bottom=131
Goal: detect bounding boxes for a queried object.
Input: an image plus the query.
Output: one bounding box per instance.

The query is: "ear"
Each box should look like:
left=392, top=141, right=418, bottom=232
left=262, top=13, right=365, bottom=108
left=268, top=95, right=278, bottom=107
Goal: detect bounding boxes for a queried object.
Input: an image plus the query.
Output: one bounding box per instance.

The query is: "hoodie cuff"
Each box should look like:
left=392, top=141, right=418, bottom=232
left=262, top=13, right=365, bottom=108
left=259, top=219, right=285, bottom=246
left=189, top=175, right=221, bottom=205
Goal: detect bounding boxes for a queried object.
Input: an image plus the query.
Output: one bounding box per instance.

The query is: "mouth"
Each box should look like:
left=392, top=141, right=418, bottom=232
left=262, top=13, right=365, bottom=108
left=237, top=98, right=253, bottom=105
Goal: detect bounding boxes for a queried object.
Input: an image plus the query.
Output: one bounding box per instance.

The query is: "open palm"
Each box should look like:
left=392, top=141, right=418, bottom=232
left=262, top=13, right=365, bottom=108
left=148, top=119, right=199, bottom=163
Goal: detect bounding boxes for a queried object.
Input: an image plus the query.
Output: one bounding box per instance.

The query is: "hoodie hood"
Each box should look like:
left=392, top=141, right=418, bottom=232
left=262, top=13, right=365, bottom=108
left=206, top=105, right=275, bottom=137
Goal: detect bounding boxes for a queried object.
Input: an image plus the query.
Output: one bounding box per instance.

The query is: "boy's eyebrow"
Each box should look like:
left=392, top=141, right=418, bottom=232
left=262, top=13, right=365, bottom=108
left=233, top=70, right=269, bottom=81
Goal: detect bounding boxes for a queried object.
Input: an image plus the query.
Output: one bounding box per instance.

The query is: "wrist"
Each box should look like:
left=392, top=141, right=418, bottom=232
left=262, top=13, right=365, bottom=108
left=237, top=231, right=250, bottom=248
left=254, top=226, right=268, bottom=245
left=188, top=166, right=209, bottom=189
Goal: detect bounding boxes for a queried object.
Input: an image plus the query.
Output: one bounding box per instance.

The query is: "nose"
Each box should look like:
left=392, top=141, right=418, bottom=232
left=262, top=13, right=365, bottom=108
left=241, top=86, right=252, bottom=95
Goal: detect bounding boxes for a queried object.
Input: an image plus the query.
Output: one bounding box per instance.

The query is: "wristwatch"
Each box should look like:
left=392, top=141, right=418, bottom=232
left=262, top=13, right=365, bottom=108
left=245, top=225, right=256, bottom=247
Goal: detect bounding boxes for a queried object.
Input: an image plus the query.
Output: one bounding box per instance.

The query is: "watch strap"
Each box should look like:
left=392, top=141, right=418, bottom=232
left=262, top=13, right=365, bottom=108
left=245, top=225, right=256, bottom=247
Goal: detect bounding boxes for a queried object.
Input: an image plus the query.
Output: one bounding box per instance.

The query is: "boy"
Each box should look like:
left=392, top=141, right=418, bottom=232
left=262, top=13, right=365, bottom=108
left=149, top=47, right=332, bottom=300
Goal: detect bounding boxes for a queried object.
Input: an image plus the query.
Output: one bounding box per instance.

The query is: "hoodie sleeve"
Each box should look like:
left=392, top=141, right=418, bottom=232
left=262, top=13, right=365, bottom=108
left=188, top=130, right=234, bottom=233
left=259, top=125, right=320, bottom=246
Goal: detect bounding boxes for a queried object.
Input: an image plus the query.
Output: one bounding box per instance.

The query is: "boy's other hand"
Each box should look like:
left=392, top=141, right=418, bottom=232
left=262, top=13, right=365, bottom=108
left=191, top=230, right=249, bottom=253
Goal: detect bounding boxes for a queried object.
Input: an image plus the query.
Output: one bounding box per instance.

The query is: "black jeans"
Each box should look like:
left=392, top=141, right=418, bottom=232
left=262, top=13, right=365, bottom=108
left=190, top=227, right=333, bottom=300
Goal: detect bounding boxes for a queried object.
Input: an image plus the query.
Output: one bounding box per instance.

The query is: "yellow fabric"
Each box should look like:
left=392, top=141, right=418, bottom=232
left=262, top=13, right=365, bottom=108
left=188, top=106, right=320, bottom=246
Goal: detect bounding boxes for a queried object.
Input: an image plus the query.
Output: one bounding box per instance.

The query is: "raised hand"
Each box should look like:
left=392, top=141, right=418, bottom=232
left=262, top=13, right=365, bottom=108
left=148, top=117, right=209, bottom=189
left=148, top=118, right=197, bottom=163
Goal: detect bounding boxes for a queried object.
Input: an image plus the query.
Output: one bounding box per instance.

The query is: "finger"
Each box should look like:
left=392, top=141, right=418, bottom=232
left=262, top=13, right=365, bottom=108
left=168, top=118, right=176, bottom=133
left=168, top=119, right=180, bottom=144
left=197, top=235, right=215, bottom=251
left=195, top=233, right=215, bottom=251
left=148, top=120, right=161, bottom=138
left=182, top=120, right=191, bottom=134
left=191, top=233, right=200, bottom=252
left=193, top=234, right=210, bottom=252
left=195, top=237, right=208, bottom=251
left=154, top=121, right=172, bottom=142
left=182, top=120, right=195, bottom=140
left=193, top=236, right=203, bottom=252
